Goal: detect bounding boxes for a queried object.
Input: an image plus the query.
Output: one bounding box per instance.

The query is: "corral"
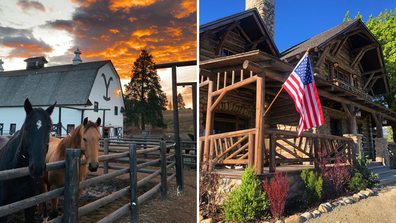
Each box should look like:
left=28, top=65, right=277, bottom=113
left=0, top=138, right=197, bottom=222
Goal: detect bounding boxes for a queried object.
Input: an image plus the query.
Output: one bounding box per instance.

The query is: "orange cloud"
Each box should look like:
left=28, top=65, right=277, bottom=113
left=132, top=27, right=158, bottom=38
left=164, top=27, right=183, bottom=37
left=172, top=0, right=196, bottom=19
left=109, top=29, right=119, bottom=34
left=128, top=17, right=138, bottom=22
left=109, top=0, right=158, bottom=12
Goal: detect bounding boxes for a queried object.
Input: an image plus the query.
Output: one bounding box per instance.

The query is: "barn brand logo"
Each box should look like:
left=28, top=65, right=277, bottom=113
left=101, top=73, right=113, bottom=101
left=36, top=120, right=42, bottom=129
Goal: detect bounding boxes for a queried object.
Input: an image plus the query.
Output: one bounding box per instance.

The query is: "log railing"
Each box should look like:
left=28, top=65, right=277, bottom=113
left=199, top=128, right=256, bottom=170
left=200, top=128, right=354, bottom=172
left=264, top=128, right=353, bottom=172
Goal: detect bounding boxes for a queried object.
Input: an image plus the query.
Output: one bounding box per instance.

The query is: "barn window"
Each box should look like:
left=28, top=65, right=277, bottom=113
left=334, top=68, right=350, bottom=84
left=67, top=124, right=75, bottom=134
left=94, top=101, right=99, bottom=112
left=10, top=124, right=16, bottom=135
left=114, top=106, right=118, bottom=116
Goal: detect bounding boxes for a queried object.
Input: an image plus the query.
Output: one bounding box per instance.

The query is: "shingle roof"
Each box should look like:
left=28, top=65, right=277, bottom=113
left=0, top=60, right=110, bottom=107
left=280, top=19, right=361, bottom=60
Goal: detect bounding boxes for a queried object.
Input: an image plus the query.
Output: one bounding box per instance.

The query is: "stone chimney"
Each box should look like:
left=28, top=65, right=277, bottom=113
left=73, top=48, right=82, bottom=65
left=24, top=56, right=48, bottom=70
left=0, top=59, right=4, bottom=72
left=246, top=0, right=275, bottom=39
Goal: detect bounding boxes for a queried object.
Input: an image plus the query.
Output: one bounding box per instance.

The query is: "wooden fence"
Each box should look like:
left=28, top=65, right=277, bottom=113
left=0, top=141, right=177, bottom=222
left=200, top=128, right=353, bottom=172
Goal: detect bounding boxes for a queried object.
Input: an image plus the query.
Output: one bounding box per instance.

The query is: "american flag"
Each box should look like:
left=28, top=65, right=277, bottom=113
left=283, top=53, right=324, bottom=136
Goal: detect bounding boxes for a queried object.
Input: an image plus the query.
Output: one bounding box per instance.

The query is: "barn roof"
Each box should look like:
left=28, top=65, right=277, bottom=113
left=0, top=60, right=110, bottom=107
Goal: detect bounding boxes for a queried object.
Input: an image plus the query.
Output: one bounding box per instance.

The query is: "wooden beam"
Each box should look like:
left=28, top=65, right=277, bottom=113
left=265, top=38, right=277, bottom=56
left=203, top=80, right=214, bottom=167
left=377, top=48, right=384, bottom=68
left=243, top=60, right=263, bottom=73
left=212, top=76, right=257, bottom=97
left=361, top=67, right=386, bottom=76
left=384, top=76, right=389, bottom=94
left=199, top=79, right=209, bottom=88
left=363, top=72, right=375, bottom=89
left=210, top=89, right=228, bottom=112
left=199, top=68, right=214, bottom=78
left=341, top=102, right=352, bottom=120
left=257, top=60, right=275, bottom=68
left=215, top=21, right=240, bottom=55
left=255, top=72, right=265, bottom=174
left=351, top=48, right=365, bottom=68
left=237, top=24, right=251, bottom=43
left=350, top=43, right=377, bottom=54
left=316, top=45, right=331, bottom=68
left=247, top=36, right=267, bottom=50
left=334, top=37, right=348, bottom=57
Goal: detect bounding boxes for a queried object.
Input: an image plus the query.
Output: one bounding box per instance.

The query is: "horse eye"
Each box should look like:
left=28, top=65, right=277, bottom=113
left=83, top=138, right=87, bottom=142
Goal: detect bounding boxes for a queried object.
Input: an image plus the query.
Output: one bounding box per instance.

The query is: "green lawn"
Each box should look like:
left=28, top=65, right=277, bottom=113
left=125, top=109, right=195, bottom=135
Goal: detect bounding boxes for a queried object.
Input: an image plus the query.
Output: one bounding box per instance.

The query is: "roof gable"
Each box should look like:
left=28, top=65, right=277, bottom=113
left=0, top=60, right=111, bottom=107
left=200, top=8, right=279, bottom=59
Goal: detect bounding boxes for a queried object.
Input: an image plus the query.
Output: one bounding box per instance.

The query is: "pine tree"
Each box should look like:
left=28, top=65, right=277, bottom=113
left=177, top=93, right=186, bottom=109
left=124, top=50, right=167, bottom=130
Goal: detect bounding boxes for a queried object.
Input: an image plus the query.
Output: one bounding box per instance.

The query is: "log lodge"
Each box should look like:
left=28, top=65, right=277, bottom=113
left=199, top=0, right=395, bottom=177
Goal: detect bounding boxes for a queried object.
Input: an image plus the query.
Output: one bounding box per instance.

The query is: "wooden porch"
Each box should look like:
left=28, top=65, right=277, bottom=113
left=199, top=127, right=353, bottom=174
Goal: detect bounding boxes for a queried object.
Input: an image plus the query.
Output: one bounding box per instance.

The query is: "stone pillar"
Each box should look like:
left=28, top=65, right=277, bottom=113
left=343, top=134, right=363, bottom=163
left=374, top=138, right=390, bottom=165
left=246, top=0, right=275, bottom=39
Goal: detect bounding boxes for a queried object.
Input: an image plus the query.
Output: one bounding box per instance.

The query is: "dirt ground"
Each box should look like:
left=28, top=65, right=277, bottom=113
left=5, top=167, right=197, bottom=223
left=306, top=182, right=396, bottom=223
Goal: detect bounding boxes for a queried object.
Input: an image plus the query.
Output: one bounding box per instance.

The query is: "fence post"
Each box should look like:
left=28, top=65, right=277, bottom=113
left=269, top=133, right=276, bottom=173
left=129, top=144, right=138, bottom=223
left=104, top=138, right=109, bottom=174
left=176, top=138, right=184, bottom=190
left=64, top=149, right=81, bottom=223
left=314, top=138, right=320, bottom=169
left=160, top=141, right=167, bottom=200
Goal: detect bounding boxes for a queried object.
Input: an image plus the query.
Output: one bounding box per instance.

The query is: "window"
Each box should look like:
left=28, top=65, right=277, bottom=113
left=10, top=124, right=16, bottom=135
left=67, top=124, right=75, bottom=134
left=324, top=63, right=329, bottom=80
left=334, top=69, right=350, bottom=84
left=94, top=101, right=98, bottom=112
left=0, top=123, right=3, bottom=135
left=222, top=48, right=235, bottom=57
left=114, top=106, right=118, bottom=116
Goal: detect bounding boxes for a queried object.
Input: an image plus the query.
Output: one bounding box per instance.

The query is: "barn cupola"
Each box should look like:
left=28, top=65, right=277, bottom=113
left=0, top=59, right=4, bottom=72
left=24, top=56, right=48, bottom=70
left=246, top=0, right=275, bottom=40
left=73, top=48, right=82, bottom=65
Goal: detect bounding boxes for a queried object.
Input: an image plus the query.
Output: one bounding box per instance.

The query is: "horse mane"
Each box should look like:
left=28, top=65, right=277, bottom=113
left=56, top=121, right=99, bottom=158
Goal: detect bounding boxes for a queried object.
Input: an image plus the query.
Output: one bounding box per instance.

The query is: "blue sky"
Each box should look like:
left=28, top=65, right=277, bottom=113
left=199, top=0, right=396, bottom=52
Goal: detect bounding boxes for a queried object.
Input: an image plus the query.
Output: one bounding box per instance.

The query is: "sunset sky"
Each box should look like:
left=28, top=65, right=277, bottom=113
left=0, top=0, right=197, bottom=108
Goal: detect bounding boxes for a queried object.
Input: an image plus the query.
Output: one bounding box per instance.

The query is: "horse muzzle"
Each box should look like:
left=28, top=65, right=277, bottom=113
left=88, top=162, right=99, bottom=172
left=29, top=163, right=46, bottom=178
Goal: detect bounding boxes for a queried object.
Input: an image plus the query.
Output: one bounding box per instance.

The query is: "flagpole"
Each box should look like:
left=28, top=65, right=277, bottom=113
left=263, top=48, right=311, bottom=116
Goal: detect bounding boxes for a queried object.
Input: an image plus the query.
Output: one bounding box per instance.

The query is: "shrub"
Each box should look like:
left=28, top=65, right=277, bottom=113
left=222, top=167, right=269, bottom=223
left=347, top=172, right=368, bottom=192
left=262, top=169, right=289, bottom=220
left=317, top=148, right=352, bottom=198
left=347, top=150, right=378, bottom=191
left=300, top=167, right=323, bottom=204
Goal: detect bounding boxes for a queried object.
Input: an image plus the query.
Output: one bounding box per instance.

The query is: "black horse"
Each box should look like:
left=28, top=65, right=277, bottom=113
left=0, top=99, right=56, bottom=223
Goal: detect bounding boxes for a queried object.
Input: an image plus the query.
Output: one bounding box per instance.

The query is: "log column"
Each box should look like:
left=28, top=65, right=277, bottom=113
left=374, top=138, right=389, bottom=165
left=203, top=78, right=214, bottom=170
left=343, top=134, right=363, bottom=164
left=255, top=71, right=265, bottom=174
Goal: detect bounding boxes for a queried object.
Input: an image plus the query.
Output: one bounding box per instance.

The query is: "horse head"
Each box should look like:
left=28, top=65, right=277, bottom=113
left=23, top=98, right=56, bottom=178
left=80, top=117, right=101, bottom=172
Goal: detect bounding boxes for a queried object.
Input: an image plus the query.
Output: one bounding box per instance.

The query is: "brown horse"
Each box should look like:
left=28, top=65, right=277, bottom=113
left=41, top=117, right=101, bottom=219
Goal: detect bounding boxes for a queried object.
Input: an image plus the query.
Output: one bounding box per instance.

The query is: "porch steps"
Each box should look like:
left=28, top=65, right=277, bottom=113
left=368, top=161, right=396, bottom=185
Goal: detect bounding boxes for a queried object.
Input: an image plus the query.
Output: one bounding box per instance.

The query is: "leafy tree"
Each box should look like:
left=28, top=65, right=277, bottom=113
left=387, top=126, right=394, bottom=142
left=344, top=9, right=396, bottom=139
left=177, top=93, right=186, bottom=109
left=124, top=50, right=167, bottom=130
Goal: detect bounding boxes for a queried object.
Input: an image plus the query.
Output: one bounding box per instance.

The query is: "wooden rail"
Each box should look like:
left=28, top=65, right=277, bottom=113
left=0, top=140, right=177, bottom=222
left=200, top=128, right=353, bottom=172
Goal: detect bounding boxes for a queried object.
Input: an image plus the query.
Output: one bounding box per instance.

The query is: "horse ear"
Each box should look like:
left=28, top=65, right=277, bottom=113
left=83, top=117, right=88, bottom=126
left=96, top=118, right=101, bottom=127
left=46, top=101, right=57, bottom=115
left=24, top=98, right=33, bottom=115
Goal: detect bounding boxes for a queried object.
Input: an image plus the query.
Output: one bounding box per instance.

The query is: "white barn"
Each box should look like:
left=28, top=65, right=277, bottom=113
left=0, top=50, right=125, bottom=138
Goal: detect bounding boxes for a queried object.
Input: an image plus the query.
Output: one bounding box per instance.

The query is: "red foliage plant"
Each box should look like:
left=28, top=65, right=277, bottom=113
left=316, top=147, right=352, bottom=198
left=262, top=169, right=289, bottom=220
